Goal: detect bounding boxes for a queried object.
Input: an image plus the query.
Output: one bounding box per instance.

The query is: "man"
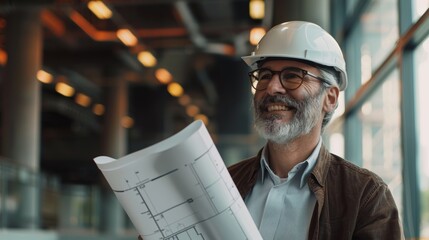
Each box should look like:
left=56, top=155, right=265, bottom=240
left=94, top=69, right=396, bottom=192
left=228, top=21, right=403, bottom=239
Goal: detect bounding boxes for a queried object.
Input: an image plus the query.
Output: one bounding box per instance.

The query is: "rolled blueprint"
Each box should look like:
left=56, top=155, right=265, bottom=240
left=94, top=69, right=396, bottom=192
left=94, top=120, right=262, bottom=240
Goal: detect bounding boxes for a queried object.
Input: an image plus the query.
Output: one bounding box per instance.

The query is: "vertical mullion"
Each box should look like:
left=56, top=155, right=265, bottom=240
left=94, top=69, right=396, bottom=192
left=398, top=0, right=421, bottom=238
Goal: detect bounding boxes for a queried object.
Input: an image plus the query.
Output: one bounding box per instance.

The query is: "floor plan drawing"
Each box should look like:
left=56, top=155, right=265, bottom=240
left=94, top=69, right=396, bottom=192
left=94, top=120, right=262, bottom=240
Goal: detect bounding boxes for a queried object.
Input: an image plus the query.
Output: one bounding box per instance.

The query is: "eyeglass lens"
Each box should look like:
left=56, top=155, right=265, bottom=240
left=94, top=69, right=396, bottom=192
left=251, top=68, right=304, bottom=90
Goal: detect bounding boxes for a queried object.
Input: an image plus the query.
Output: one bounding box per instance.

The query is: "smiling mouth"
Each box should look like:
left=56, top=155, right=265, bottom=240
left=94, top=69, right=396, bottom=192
left=266, top=104, right=295, bottom=112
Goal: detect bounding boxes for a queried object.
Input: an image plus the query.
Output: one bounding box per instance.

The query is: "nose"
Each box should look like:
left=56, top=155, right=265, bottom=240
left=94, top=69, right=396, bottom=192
left=265, top=73, right=286, bottom=95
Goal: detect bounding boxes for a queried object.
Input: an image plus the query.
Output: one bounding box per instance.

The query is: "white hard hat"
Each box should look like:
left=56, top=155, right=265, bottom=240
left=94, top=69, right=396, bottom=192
left=242, top=21, right=348, bottom=91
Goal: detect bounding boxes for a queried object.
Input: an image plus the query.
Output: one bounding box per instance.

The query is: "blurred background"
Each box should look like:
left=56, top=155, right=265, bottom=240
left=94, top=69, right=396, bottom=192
left=0, top=0, right=428, bottom=239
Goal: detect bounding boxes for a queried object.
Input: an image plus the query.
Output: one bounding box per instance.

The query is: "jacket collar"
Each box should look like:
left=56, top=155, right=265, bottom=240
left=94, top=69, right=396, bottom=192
left=309, top=144, right=332, bottom=187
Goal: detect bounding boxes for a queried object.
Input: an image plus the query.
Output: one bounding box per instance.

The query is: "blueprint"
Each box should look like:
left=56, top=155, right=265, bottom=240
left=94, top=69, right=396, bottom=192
left=94, top=120, right=262, bottom=240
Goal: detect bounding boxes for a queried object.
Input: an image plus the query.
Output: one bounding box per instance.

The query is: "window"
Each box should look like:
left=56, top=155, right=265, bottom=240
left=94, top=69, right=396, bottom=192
left=346, top=0, right=359, bottom=15
left=415, top=36, right=429, bottom=237
left=359, top=0, right=398, bottom=81
left=359, top=70, right=403, bottom=214
left=333, top=0, right=428, bottom=236
left=413, top=0, right=429, bottom=22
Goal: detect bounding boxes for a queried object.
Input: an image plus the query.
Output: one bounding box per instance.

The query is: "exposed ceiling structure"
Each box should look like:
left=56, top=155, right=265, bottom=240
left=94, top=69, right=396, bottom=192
left=0, top=0, right=329, bottom=184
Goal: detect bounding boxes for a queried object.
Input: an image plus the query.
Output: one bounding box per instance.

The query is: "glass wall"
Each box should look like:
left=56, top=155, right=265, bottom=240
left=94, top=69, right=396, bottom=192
left=0, top=160, right=60, bottom=229
left=359, top=70, right=402, bottom=213
left=415, top=35, right=429, bottom=237
left=359, top=0, right=398, bottom=81
left=413, top=0, right=429, bottom=22
left=332, top=0, right=429, bottom=238
left=346, top=0, right=359, bottom=15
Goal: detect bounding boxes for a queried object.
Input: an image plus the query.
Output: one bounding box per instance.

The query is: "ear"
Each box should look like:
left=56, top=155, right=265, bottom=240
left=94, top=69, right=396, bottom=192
left=323, top=86, right=339, bottom=113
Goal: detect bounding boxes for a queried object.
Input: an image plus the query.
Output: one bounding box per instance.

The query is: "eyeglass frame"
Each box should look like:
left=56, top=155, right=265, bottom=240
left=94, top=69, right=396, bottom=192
left=248, top=67, right=332, bottom=91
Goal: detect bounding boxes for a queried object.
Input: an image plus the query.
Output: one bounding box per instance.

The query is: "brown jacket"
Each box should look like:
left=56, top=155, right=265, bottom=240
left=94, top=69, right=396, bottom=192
left=228, top=145, right=403, bottom=240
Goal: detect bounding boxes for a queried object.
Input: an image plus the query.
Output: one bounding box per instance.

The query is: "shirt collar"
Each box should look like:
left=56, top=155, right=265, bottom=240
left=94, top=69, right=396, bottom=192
left=259, top=138, right=322, bottom=188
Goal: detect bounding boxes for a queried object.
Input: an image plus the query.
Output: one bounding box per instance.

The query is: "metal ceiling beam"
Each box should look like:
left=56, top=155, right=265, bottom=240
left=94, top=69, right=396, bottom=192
left=174, top=0, right=207, bottom=48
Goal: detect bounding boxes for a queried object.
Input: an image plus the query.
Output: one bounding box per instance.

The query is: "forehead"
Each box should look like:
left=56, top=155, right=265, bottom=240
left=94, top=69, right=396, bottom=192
left=260, top=59, right=316, bottom=71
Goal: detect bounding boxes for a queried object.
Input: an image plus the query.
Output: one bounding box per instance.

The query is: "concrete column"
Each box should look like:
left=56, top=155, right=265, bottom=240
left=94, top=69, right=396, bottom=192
left=102, top=72, right=128, bottom=159
left=99, top=72, right=128, bottom=234
left=1, top=8, right=43, bottom=229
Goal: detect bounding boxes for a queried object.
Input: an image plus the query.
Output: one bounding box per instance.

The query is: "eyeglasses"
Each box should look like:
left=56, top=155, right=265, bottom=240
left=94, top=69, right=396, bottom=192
left=248, top=67, right=331, bottom=91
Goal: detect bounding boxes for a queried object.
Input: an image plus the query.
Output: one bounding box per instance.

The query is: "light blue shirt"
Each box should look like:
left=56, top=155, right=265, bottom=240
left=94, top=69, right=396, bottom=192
left=245, top=139, right=322, bottom=240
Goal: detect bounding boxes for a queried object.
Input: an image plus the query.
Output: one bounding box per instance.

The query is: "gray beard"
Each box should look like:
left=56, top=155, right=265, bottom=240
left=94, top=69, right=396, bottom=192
left=253, top=89, right=324, bottom=144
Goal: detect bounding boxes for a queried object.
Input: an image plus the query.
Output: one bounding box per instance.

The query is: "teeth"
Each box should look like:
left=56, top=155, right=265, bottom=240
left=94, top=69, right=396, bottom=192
left=267, top=105, right=288, bottom=112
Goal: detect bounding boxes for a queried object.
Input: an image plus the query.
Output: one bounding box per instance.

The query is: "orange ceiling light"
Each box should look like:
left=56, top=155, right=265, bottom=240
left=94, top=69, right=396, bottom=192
left=186, top=104, right=199, bottom=117
left=37, top=69, right=53, bottom=84
left=155, top=68, right=173, bottom=84
left=75, top=93, right=92, bottom=107
left=92, top=104, right=105, bottom=116
left=194, top=114, right=209, bottom=125
left=117, top=29, right=138, bottom=47
left=55, top=81, right=75, bottom=97
left=121, top=116, right=134, bottom=128
left=249, top=0, right=265, bottom=19
left=87, top=1, right=112, bottom=20
left=167, top=82, right=184, bottom=97
left=137, top=51, right=157, bottom=67
left=250, top=27, right=266, bottom=45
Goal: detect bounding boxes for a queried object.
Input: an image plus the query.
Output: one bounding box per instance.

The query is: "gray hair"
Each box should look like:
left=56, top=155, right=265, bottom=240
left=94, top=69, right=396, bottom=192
left=319, top=68, right=339, bottom=132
